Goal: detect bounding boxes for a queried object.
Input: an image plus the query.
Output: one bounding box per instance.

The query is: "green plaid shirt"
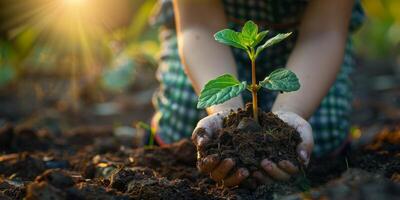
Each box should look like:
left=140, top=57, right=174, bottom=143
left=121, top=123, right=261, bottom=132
left=151, top=0, right=364, bottom=157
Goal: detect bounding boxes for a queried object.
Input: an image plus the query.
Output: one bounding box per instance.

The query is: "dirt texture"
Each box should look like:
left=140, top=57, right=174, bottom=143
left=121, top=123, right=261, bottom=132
left=198, top=104, right=302, bottom=172
left=0, top=122, right=399, bottom=199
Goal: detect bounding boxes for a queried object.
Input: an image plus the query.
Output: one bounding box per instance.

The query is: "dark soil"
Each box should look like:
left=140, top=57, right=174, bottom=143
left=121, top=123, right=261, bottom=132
left=198, top=103, right=302, bottom=172
left=350, top=127, right=400, bottom=181
left=0, top=122, right=399, bottom=199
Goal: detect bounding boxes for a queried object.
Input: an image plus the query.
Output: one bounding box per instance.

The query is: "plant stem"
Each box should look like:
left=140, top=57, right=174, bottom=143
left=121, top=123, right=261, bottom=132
left=251, top=58, right=259, bottom=123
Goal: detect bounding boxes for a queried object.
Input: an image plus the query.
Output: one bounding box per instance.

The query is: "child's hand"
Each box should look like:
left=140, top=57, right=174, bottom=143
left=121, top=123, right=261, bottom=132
left=252, top=111, right=314, bottom=183
left=273, top=111, right=314, bottom=166
left=191, top=111, right=250, bottom=187
left=191, top=110, right=314, bottom=187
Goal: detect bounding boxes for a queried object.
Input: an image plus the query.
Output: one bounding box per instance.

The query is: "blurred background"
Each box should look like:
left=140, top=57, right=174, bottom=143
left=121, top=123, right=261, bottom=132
left=0, top=0, right=398, bottom=135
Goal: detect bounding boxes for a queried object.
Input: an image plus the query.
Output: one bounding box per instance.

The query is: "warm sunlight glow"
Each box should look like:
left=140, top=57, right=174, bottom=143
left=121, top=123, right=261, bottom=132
left=63, top=0, right=87, bottom=7
left=2, top=0, right=136, bottom=100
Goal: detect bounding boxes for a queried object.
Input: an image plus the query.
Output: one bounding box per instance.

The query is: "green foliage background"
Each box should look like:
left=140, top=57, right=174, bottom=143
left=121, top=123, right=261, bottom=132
left=0, top=0, right=398, bottom=88
left=354, top=0, right=400, bottom=58
left=0, top=0, right=159, bottom=90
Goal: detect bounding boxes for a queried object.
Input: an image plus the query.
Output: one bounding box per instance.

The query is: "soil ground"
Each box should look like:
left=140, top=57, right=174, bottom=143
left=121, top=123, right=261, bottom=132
left=0, top=122, right=399, bottom=200
left=0, top=56, right=399, bottom=199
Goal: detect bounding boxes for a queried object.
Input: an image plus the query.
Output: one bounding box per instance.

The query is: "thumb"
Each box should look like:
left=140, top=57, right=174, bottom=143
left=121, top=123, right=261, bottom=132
left=297, top=140, right=313, bottom=166
left=192, top=127, right=211, bottom=149
left=274, top=111, right=314, bottom=165
left=295, top=122, right=314, bottom=166
left=191, top=111, right=227, bottom=148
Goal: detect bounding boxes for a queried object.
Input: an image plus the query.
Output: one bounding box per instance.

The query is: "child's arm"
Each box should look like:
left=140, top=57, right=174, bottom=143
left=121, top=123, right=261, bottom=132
left=191, top=0, right=355, bottom=186
left=173, top=0, right=243, bottom=114
left=253, top=0, right=355, bottom=184
left=174, top=0, right=248, bottom=187
left=272, top=0, right=354, bottom=120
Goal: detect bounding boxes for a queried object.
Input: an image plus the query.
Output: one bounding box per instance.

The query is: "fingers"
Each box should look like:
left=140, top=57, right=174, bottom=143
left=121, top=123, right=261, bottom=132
left=273, top=111, right=314, bottom=165
left=191, top=127, right=210, bottom=149
left=261, top=159, right=290, bottom=181
left=296, top=127, right=313, bottom=166
left=210, top=158, right=235, bottom=181
left=295, top=121, right=314, bottom=165
left=298, top=148, right=310, bottom=166
left=200, top=157, right=298, bottom=187
left=196, top=112, right=225, bottom=132
left=197, top=154, right=220, bottom=173
left=278, top=160, right=299, bottom=174
left=255, top=160, right=299, bottom=184
left=252, top=171, right=273, bottom=185
left=222, top=168, right=249, bottom=187
left=192, top=112, right=227, bottom=149
left=199, top=156, right=248, bottom=187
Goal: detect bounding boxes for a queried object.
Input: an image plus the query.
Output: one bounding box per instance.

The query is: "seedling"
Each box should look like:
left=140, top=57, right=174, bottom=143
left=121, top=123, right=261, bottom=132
left=136, top=121, right=156, bottom=148
left=197, top=21, right=300, bottom=122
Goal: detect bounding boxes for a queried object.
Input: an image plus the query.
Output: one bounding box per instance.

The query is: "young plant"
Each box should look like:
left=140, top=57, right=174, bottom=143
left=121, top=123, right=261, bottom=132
left=197, top=20, right=300, bottom=122
left=136, top=121, right=156, bottom=148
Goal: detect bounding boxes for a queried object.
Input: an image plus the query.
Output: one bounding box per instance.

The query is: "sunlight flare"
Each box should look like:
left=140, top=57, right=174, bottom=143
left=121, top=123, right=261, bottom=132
left=62, top=0, right=87, bottom=7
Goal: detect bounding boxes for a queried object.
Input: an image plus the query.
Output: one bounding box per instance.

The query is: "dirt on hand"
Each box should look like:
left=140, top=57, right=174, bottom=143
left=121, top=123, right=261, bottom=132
left=198, top=103, right=302, bottom=173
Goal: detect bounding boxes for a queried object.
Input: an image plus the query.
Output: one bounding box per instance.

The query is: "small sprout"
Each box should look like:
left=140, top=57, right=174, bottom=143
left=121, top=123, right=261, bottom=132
left=136, top=121, right=156, bottom=148
left=197, top=20, right=300, bottom=122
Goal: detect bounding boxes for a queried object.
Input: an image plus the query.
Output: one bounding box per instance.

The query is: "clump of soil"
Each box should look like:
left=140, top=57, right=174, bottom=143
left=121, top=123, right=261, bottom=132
left=129, top=139, right=200, bottom=181
left=285, top=169, right=400, bottom=200
left=0, top=153, right=46, bottom=181
left=198, top=103, right=302, bottom=172
left=0, top=124, right=51, bottom=153
left=350, top=127, right=400, bottom=180
left=0, top=178, right=26, bottom=199
left=0, top=121, right=399, bottom=199
left=0, top=123, right=13, bottom=151
left=34, top=169, right=75, bottom=189
left=112, top=167, right=213, bottom=200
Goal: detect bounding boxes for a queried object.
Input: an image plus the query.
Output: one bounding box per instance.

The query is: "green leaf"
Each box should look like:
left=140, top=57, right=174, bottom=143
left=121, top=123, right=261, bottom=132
left=238, top=33, right=253, bottom=47
left=256, top=32, right=292, bottom=56
left=214, top=29, right=247, bottom=50
left=240, top=21, right=258, bottom=47
left=197, top=74, right=247, bottom=108
left=259, top=68, right=300, bottom=92
left=241, top=20, right=258, bottom=40
left=253, top=30, right=269, bottom=47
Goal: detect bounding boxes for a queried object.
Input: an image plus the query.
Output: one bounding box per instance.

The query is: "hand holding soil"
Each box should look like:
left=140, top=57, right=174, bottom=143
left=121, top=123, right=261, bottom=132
left=273, top=110, right=314, bottom=166
left=192, top=111, right=250, bottom=187
left=252, top=110, right=314, bottom=184
left=192, top=106, right=314, bottom=187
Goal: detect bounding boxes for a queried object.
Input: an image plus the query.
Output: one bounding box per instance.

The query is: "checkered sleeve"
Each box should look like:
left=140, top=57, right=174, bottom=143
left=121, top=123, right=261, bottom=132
left=151, top=0, right=364, bottom=157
